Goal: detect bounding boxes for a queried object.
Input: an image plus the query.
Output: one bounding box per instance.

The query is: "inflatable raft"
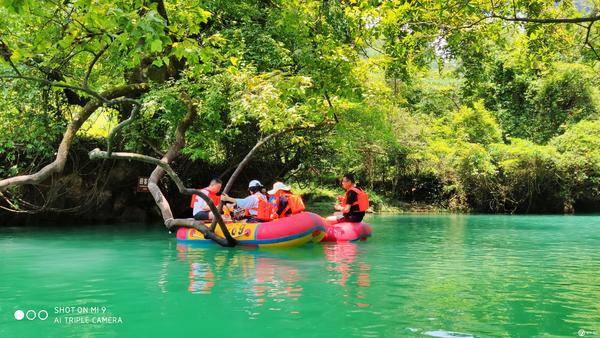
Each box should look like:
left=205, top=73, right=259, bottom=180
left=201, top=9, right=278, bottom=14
left=176, top=212, right=326, bottom=248
left=322, top=217, right=372, bottom=242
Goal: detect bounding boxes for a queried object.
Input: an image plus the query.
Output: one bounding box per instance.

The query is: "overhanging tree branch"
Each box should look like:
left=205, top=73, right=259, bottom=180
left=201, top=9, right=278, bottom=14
left=106, top=98, right=142, bottom=155
left=584, top=22, right=600, bottom=60
left=489, top=13, right=600, bottom=24
left=83, top=42, right=111, bottom=88
left=209, top=130, right=287, bottom=231
left=89, top=149, right=236, bottom=246
left=89, top=96, right=236, bottom=246
left=0, top=74, right=113, bottom=103
left=209, top=122, right=332, bottom=232
left=0, top=83, right=149, bottom=192
left=0, top=39, right=22, bottom=76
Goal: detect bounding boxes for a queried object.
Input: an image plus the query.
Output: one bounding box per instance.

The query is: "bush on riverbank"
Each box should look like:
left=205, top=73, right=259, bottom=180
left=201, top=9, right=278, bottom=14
left=404, top=108, right=599, bottom=213
left=295, top=184, right=444, bottom=215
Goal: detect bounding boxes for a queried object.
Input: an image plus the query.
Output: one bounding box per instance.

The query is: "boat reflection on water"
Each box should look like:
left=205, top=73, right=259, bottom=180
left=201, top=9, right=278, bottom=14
left=175, top=244, right=304, bottom=301
left=253, top=257, right=303, bottom=301
left=176, top=244, right=218, bottom=294
left=174, top=242, right=372, bottom=312
left=323, top=242, right=371, bottom=308
left=187, top=261, right=216, bottom=294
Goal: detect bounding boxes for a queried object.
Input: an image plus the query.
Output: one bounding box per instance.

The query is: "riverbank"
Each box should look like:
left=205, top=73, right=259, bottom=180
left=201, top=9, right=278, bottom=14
left=297, top=185, right=447, bottom=216
left=4, top=178, right=588, bottom=228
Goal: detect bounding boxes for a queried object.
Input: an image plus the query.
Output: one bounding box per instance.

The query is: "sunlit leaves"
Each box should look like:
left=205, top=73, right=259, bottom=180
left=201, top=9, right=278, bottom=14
left=165, top=0, right=211, bottom=36
left=229, top=69, right=315, bottom=132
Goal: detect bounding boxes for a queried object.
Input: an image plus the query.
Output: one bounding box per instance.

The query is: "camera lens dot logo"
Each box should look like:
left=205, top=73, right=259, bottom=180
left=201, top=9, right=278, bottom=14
left=14, top=310, right=25, bottom=321
left=14, top=309, right=48, bottom=321
left=25, top=310, right=37, bottom=320
left=38, top=310, right=48, bottom=320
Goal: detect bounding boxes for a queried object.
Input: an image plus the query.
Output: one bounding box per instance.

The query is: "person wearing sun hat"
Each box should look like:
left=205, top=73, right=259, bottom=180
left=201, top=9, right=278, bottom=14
left=220, top=180, right=274, bottom=222
left=268, top=182, right=305, bottom=218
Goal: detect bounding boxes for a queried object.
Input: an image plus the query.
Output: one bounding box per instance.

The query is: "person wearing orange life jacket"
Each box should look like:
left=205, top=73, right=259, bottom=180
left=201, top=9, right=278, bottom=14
left=334, top=173, right=369, bottom=223
left=268, top=182, right=305, bottom=218
left=220, top=180, right=274, bottom=222
left=191, top=178, right=223, bottom=220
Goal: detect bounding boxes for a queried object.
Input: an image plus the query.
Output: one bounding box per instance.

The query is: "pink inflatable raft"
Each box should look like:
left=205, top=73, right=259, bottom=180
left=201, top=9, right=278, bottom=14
left=176, top=212, right=326, bottom=248
left=322, top=216, right=372, bottom=242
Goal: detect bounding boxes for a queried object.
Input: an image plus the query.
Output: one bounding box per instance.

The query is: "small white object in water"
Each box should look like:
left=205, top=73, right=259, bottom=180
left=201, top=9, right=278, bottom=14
left=424, top=330, right=474, bottom=338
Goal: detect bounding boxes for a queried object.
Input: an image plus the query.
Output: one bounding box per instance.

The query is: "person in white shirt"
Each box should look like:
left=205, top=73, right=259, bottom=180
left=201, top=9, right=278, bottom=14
left=220, top=180, right=273, bottom=222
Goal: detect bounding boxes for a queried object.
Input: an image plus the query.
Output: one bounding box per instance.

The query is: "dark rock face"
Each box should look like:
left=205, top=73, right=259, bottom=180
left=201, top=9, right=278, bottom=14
left=0, top=141, right=238, bottom=227
left=0, top=151, right=167, bottom=226
left=2, top=132, right=322, bottom=226
left=118, top=206, right=148, bottom=223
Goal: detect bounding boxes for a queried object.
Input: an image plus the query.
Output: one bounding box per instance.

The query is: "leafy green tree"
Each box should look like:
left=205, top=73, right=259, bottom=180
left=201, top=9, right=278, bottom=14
left=551, top=119, right=600, bottom=211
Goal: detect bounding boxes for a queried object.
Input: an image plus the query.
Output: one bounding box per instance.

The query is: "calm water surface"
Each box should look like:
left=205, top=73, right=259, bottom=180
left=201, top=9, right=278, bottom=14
left=1, top=214, right=600, bottom=337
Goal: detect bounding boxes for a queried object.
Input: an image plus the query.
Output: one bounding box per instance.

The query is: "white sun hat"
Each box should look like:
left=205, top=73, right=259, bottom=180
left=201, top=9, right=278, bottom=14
left=268, top=182, right=292, bottom=195
left=248, top=180, right=263, bottom=188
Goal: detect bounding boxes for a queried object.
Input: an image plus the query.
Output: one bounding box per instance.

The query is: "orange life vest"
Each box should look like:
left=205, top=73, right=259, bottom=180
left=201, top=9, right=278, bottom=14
left=342, top=187, right=369, bottom=212
left=189, top=187, right=221, bottom=209
left=277, top=192, right=305, bottom=218
left=245, top=194, right=274, bottom=221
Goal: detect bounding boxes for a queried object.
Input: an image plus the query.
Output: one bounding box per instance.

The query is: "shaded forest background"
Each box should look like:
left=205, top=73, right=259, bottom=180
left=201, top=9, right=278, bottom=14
left=1, top=0, right=599, bottom=225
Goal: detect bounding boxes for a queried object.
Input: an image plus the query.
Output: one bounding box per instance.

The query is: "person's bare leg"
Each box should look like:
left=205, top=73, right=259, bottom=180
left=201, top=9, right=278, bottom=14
left=326, top=212, right=343, bottom=224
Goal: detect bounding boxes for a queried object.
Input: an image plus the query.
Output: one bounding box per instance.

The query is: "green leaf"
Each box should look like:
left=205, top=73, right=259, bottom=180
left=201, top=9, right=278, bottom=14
left=152, top=58, right=163, bottom=67
left=150, top=39, right=163, bottom=53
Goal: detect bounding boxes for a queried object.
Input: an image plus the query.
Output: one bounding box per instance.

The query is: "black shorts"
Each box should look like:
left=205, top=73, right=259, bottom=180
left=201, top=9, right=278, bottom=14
left=193, top=210, right=210, bottom=220
left=341, top=212, right=365, bottom=223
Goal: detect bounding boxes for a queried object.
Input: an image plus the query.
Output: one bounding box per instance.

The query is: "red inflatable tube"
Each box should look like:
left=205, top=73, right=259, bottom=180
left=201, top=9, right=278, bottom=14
left=322, top=216, right=372, bottom=242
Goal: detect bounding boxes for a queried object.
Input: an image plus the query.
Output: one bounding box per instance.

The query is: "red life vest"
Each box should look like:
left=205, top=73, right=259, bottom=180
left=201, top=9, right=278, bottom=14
left=276, top=192, right=305, bottom=218
left=342, top=187, right=369, bottom=212
left=245, top=194, right=274, bottom=221
left=189, top=187, right=221, bottom=209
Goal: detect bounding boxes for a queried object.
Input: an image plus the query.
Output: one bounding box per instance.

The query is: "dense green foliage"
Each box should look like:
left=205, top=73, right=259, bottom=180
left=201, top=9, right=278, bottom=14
left=1, top=0, right=599, bottom=215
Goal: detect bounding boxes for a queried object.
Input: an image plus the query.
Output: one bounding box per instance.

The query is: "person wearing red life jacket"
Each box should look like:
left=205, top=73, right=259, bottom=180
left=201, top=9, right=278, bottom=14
left=190, top=178, right=223, bottom=221
left=333, top=173, right=369, bottom=223
left=220, top=180, right=274, bottom=222
left=268, top=182, right=305, bottom=218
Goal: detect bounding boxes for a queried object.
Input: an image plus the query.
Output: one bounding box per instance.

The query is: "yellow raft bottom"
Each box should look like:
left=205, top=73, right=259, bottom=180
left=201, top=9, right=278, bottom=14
left=178, top=221, right=326, bottom=248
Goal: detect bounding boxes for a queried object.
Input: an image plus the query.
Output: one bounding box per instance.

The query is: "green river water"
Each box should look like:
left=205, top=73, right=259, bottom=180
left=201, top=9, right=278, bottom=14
left=1, top=214, right=600, bottom=337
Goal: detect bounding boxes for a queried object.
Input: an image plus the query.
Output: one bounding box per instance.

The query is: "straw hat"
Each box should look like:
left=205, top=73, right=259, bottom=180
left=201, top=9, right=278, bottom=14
left=268, top=182, right=292, bottom=195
